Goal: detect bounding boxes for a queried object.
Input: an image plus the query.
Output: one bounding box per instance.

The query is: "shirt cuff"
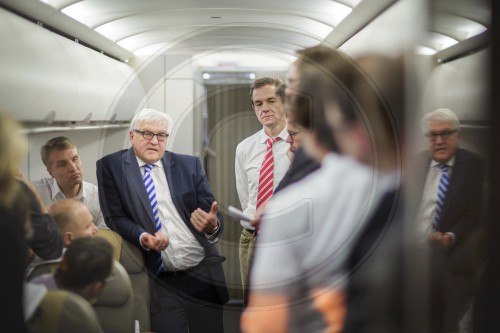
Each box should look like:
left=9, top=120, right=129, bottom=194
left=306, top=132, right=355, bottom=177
left=204, top=221, right=220, bottom=243
left=444, top=232, right=456, bottom=244
left=139, top=232, right=150, bottom=250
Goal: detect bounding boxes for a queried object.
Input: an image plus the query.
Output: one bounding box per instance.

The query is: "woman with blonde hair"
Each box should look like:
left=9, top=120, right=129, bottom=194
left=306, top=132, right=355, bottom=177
left=0, top=112, right=30, bottom=333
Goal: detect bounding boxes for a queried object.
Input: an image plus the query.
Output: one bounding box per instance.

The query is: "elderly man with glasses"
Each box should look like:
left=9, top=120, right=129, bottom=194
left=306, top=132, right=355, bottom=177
left=97, top=108, right=228, bottom=333
left=416, top=108, right=485, bottom=333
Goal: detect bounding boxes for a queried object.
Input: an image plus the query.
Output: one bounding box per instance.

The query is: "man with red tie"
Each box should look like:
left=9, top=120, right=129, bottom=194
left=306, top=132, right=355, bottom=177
left=235, top=77, right=290, bottom=303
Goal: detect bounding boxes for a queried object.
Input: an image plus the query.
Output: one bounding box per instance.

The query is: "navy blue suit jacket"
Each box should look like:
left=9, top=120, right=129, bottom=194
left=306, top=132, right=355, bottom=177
left=417, top=148, right=485, bottom=273
left=97, top=148, right=228, bottom=304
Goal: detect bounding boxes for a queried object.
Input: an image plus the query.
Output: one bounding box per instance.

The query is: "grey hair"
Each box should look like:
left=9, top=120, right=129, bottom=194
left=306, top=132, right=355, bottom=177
left=421, top=108, right=460, bottom=133
left=130, top=108, right=173, bottom=133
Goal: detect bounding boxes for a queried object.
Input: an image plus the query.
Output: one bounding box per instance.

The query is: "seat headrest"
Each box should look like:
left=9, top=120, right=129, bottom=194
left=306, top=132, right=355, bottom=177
left=27, top=290, right=101, bottom=333
left=95, top=229, right=122, bottom=262
left=96, top=229, right=146, bottom=274
left=93, top=261, right=132, bottom=307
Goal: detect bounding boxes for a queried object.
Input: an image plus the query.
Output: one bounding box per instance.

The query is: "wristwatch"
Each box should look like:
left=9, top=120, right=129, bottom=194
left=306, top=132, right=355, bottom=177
left=209, top=221, right=220, bottom=235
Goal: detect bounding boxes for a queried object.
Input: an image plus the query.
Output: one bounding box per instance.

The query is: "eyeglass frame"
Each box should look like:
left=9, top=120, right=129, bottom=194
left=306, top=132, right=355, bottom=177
left=424, top=129, right=458, bottom=141
left=287, top=130, right=301, bottom=139
left=133, top=129, right=169, bottom=142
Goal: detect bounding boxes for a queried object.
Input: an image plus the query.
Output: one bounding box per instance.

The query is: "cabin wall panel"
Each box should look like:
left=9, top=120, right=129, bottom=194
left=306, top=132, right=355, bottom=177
left=421, top=49, right=489, bottom=122
left=24, top=129, right=129, bottom=186
left=0, top=8, right=144, bottom=123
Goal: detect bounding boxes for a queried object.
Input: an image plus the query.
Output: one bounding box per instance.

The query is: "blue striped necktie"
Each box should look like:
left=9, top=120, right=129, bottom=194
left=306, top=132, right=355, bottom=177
left=143, top=164, right=164, bottom=275
left=433, top=163, right=449, bottom=230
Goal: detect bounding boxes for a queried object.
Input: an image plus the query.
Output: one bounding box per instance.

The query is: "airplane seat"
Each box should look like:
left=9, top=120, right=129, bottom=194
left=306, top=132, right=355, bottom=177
left=93, top=261, right=135, bottom=333
left=26, top=290, right=102, bottom=333
left=96, top=228, right=150, bottom=332
left=26, top=259, right=60, bottom=281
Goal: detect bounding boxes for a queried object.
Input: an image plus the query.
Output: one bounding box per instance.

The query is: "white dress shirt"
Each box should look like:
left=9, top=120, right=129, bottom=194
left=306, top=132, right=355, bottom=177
left=416, top=157, right=455, bottom=239
left=33, top=177, right=106, bottom=229
left=235, top=127, right=290, bottom=229
left=138, top=158, right=205, bottom=271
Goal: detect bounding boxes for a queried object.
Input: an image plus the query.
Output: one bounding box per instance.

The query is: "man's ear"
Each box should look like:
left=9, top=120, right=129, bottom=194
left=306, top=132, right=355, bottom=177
left=47, top=167, right=54, bottom=178
left=63, top=232, right=73, bottom=247
left=89, top=280, right=105, bottom=299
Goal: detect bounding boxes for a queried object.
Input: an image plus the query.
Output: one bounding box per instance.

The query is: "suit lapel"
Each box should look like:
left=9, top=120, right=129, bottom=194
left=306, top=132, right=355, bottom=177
left=162, top=152, right=186, bottom=221
left=125, top=148, right=155, bottom=227
left=162, top=152, right=206, bottom=243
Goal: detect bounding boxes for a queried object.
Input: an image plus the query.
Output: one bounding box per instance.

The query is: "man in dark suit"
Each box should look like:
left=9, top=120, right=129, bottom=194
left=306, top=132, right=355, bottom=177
left=97, top=108, right=228, bottom=333
left=417, top=108, right=485, bottom=333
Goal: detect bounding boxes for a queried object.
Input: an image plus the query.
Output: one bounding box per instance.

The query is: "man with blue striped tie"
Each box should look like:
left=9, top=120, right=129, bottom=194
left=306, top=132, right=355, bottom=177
left=97, top=108, right=228, bottom=333
left=417, top=108, right=485, bottom=333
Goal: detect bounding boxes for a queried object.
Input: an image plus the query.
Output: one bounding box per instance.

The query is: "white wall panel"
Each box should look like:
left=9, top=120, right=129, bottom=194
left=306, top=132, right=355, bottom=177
left=0, top=8, right=144, bottom=122
left=421, top=49, right=489, bottom=121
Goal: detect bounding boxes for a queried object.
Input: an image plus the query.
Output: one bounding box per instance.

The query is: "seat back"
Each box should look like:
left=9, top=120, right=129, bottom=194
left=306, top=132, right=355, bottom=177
left=26, top=259, right=60, bottom=281
left=96, top=229, right=150, bottom=331
left=27, top=290, right=102, bottom=333
left=93, top=261, right=135, bottom=333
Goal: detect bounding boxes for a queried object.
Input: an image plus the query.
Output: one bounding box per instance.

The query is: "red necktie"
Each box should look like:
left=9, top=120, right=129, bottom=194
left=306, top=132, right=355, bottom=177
left=256, top=137, right=281, bottom=210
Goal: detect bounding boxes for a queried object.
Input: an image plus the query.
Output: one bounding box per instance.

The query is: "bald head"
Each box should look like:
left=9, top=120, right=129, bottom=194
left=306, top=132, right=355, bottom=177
left=50, top=199, right=97, bottom=247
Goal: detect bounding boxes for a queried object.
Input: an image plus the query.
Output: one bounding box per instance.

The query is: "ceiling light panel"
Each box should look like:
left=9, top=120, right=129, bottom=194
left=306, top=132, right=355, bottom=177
left=124, top=25, right=319, bottom=54
left=95, top=9, right=333, bottom=43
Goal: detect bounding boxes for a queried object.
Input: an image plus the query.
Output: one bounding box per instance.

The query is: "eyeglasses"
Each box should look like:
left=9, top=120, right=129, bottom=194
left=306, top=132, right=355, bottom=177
left=133, top=129, right=169, bottom=142
left=287, top=130, right=301, bottom=139
left=425, top=129, right=458, bottom=141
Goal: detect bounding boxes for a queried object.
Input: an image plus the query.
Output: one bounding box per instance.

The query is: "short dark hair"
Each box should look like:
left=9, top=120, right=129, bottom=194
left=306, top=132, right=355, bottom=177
left=249, top=77, right=285, bottom=106
left=40, top=136, right=76, bottom=168
left=55, top=237, right=113, bottom=291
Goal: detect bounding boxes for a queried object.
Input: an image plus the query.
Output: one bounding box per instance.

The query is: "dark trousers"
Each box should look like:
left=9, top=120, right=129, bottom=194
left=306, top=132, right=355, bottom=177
left=150, top=264, right=224, bottom=333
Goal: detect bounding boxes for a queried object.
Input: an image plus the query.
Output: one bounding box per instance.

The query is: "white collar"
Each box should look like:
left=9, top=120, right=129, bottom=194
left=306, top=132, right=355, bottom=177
left=49, top=178, right=84, bottom=200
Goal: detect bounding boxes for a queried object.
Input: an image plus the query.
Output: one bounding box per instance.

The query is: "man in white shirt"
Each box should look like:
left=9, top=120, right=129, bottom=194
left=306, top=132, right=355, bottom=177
left=33, top=136, right=106, bottom=228
left=235, top=77, right=290, bottom=301
left=241, top=46, right=378, bottom=333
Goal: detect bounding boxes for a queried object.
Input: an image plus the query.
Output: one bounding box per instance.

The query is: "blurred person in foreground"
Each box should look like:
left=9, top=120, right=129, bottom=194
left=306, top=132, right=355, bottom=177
left=333, top=54, right=409, bottom=333
left=241, top=45, right=378, bottom=333
left=272, top=54, right=322, bottom=194
left=0, top=112, right=31, bottom=333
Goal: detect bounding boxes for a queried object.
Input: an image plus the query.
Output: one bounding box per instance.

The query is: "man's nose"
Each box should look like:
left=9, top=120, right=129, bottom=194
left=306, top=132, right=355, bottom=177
left=261, top=101, right=273, bottom=111
left=285, top=135, right=292, bottom=144
left=150, top=134, right=159, bottom=143
left=435, top=135, right=444, bottom=144
left=68, top=161, right=78, bottom=171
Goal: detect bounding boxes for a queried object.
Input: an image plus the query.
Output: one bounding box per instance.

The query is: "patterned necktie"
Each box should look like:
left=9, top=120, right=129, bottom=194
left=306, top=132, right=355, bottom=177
left=256, top=137, right=281, bottom=210
left=143, top=164, right=164, bottom=275
left=433, top=163, right=449, bottom=230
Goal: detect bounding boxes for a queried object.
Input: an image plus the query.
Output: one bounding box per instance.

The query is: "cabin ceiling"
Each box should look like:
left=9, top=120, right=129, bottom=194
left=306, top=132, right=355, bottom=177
left=0, top=0, right=491, bottom=62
